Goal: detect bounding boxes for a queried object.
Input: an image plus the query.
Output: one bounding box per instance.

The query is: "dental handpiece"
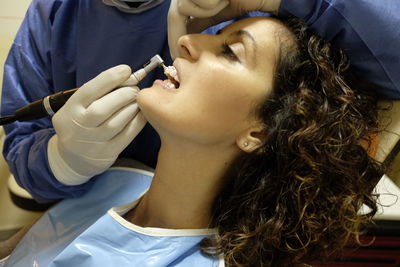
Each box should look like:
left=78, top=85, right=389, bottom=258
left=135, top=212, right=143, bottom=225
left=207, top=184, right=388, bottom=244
left=0, top=55, right=165, bottom=125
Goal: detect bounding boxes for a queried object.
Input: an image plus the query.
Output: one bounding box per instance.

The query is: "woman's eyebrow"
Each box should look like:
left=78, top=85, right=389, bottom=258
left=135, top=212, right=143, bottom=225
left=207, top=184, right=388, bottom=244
left=219, top=28, right=257, bottom=51
left=231, top=30, right=257, bottom=64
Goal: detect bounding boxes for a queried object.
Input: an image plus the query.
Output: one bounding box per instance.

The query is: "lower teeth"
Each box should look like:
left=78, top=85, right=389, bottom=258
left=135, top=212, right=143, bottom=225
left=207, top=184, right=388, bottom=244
left=166, top=80, right=176, bottom=89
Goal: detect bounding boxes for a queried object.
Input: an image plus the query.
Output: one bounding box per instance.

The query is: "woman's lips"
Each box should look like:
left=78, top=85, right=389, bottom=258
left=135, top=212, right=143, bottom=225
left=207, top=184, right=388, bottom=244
left=173, top=60, right=181, bottom=83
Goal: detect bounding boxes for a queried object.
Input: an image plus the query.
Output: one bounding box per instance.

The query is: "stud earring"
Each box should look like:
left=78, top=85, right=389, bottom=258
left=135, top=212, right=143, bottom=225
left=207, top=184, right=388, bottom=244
left=244, top=142, right=249, bottom=147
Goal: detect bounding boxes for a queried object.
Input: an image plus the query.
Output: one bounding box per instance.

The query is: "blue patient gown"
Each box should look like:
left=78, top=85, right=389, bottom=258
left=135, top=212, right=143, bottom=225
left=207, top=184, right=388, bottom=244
left=3, top=168, right=222, bottom=267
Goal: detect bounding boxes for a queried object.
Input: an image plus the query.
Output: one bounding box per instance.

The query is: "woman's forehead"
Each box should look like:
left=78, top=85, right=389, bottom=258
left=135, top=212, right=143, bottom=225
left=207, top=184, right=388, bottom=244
left=222, top=17, right=286, bottom=37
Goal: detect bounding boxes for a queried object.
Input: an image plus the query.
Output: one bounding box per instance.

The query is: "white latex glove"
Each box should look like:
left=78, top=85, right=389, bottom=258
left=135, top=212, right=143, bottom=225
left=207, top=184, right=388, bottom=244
left=168, top=0, right=229, bottom=59
left=48, top=65, right=147, bottom=185
left=168, top=0, right=281, bottom=59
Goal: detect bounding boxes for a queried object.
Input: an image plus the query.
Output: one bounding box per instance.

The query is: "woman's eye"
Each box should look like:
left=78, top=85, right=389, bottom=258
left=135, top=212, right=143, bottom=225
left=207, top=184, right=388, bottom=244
left=221, top=42, right=240, bottom=62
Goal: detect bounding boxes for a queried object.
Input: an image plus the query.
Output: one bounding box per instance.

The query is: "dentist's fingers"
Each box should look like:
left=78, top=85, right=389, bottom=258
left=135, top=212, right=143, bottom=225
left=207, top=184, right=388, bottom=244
left=168, top=0, right=229, bottom=59
left=78, top=86, right=139, bottom=128
left=185, top=4, right=244, bottom=33
left=168, top=0, right=228, bottom=59
left=168, top=0, right=188, bottom=59
left=71, top=65, right=132, bottom=108
left=188, top=0, right=221, bottom=9
left=178, top=0, right=229, bottom=18
left=107, top=111, right=147, bottom=156
left=94, top=102, right=140, bottom=141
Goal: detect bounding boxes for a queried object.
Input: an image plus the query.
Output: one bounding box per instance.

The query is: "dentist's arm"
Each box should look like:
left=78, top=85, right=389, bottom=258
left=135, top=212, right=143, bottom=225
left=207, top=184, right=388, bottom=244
left=169, top=0, right=400, bottom=98
left=279, top=0, right=400, bottom=99
left=2, top=0, right=147, bottom=202
left=1, top=0, right=95, bottom=202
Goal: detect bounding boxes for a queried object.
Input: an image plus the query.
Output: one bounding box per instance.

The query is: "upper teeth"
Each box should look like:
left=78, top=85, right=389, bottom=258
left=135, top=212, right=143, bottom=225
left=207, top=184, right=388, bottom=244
left=164, top=66, right=180, bottom=84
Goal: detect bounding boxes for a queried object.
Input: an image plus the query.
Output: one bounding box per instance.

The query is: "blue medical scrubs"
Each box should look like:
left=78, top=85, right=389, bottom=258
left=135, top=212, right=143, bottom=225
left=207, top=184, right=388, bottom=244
left=1, top=0, right=399, bottom=202
left=279, top=0, right=400, bottom=99
left=2, top=168, right=222, bottom=267
left=2, top=0, right=172, bottom=202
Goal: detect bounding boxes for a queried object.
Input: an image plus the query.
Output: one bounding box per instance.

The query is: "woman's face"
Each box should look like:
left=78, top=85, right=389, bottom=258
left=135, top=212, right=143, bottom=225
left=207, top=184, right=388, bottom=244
left=137, top=17, right=282, bottom=146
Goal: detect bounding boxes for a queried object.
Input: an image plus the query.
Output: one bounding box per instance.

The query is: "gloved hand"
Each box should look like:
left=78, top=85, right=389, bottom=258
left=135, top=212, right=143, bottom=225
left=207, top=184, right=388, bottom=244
left=48, top=65, right=147, bottom=185
left=168, top=0, right=282, bottom=59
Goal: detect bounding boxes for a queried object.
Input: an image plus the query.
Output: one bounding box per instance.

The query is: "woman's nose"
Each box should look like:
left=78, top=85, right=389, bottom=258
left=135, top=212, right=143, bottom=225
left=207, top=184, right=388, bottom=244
left=177, top=35, right=201, bottom=61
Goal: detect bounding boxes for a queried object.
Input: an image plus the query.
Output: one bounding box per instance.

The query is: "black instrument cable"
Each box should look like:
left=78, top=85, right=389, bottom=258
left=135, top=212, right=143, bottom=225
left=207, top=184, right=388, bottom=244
left=0, top=88, right=77, bottom=126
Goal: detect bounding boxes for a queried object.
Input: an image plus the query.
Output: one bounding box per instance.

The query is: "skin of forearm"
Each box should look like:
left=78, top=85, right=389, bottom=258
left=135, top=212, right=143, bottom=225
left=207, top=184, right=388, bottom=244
left=261, top=0, right=282, bottom=14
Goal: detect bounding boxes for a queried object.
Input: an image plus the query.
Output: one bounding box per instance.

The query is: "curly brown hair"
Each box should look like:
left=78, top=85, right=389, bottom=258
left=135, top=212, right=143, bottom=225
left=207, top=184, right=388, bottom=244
left=201, top=17, right=384, bottom=266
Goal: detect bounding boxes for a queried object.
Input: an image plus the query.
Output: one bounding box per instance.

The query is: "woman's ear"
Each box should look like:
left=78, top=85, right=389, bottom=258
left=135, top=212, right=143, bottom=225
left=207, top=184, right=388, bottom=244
left=236, top=124, right=266, bottom=153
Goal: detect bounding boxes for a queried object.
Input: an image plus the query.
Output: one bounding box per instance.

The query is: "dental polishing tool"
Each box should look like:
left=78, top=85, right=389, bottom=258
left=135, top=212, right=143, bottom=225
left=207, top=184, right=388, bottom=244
left=0, top=55, right=166, bottom=125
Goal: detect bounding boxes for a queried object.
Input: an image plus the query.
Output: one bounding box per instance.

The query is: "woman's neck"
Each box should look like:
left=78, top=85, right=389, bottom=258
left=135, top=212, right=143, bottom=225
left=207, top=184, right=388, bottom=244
left=126, top=141, right=238, bottom=229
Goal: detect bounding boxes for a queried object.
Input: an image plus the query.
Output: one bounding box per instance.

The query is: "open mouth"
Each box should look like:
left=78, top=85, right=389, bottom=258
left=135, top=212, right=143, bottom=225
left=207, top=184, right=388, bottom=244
left=164, top=66, right=180, bottom=89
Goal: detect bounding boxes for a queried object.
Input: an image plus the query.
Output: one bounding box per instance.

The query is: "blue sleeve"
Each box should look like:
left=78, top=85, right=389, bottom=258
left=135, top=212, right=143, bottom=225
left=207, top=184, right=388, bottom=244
left=279, top=0, right=400, bottom=99
left=1, top=0, right=93, bottom=202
